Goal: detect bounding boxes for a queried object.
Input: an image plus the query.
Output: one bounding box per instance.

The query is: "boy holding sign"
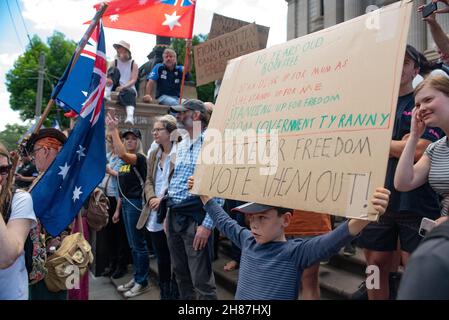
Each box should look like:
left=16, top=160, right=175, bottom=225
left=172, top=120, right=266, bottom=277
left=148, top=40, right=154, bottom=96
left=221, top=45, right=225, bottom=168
left=188, top=176, right=390, bottom=300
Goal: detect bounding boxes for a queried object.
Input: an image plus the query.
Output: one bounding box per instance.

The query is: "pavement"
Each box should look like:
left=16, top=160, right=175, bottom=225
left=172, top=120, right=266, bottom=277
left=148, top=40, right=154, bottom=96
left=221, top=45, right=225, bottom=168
left=89, top=257, right=235, bottom=300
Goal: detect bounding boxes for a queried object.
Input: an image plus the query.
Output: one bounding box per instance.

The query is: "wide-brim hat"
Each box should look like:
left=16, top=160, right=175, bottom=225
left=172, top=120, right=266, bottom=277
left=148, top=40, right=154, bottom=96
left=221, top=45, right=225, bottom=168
left=113, top=40, right=131, bottom=54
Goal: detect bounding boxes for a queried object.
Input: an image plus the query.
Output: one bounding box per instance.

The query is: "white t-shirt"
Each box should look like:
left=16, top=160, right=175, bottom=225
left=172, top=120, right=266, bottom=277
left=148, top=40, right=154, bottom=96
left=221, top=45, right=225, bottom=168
left=116, top=59, right=137, bottom=95
left=0, top=191, right=36, bottom=300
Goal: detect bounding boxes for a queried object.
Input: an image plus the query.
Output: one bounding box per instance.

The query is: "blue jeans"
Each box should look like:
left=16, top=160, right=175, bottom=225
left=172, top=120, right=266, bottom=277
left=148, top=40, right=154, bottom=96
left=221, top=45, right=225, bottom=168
left=121, top=198, right=149, bottom=286
left=158, top=95, right=179, bottom=106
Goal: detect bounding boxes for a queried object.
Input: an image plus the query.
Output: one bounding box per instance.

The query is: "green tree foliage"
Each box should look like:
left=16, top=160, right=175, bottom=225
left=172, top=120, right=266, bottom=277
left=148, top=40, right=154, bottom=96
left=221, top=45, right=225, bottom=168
left=5, top=32, right=76, bottom=128
left=0, top=124, right=28, bottom=151
left=171, top=34, right=215, bottom=103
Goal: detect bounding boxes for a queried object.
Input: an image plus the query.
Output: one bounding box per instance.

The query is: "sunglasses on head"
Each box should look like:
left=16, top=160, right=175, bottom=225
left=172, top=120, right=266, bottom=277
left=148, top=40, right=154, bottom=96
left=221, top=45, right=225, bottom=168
left=0, top=165, right=11, bottom=176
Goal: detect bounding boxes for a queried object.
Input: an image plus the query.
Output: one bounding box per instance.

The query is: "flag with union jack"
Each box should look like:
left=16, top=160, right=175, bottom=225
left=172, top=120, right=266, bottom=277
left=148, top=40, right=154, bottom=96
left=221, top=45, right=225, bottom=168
left=52, top=25, right=102, bottom=114
left=94, top=0, right=196, bottom=39
left=31, top=22, right=107, bottom=236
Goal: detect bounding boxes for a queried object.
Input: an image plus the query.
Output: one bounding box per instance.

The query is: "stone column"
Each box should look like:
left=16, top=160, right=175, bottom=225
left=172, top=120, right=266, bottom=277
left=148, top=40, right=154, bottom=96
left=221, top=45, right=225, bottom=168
left=296, top=0, right=309, bottom=36
left=344, top=0, right=364, bottom=21
left=308, top=0, right=323, bottom=33
left=324, top=0, right=344, bottom=28
left=286, top=0, right=297, bottom=40
left=408, top=0, right=426, bottom=52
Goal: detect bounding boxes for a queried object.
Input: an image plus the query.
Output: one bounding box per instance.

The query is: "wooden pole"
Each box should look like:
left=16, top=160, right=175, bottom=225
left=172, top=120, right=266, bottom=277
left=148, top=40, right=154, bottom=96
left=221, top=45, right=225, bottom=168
left=33, top=2, right=109, bottom=134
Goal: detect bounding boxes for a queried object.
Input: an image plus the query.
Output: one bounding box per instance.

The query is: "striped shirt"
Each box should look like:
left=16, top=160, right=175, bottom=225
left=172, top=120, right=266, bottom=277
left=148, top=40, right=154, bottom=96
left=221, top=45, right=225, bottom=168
left=425, top=137, right=449, bottom=216
left=204, top=200, right=354, bottom=300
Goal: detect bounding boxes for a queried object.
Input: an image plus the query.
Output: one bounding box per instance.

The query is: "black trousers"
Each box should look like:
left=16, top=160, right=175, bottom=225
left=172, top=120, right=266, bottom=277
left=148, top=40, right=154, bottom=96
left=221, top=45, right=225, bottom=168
left=145, top=229, right=172, bottom=283
left=103, top=196, right=131, bottom=270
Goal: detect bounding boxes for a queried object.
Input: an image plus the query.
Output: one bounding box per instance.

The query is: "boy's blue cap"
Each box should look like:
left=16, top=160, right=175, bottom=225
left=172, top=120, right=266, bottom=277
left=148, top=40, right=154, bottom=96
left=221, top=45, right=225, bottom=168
left=232, top=202, right=292, bottom=215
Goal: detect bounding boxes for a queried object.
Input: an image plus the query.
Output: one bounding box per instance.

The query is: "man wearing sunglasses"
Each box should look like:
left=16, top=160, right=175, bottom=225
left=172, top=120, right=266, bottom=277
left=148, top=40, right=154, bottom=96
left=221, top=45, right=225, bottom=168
left=27, top=128, right=67, bottom=175
left=25, top=128, right=68, bottom=300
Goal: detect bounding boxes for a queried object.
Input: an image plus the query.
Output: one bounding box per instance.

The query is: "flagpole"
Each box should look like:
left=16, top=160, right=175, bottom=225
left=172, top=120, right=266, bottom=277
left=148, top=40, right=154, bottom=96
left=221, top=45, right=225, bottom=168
left=179, top=2, right=196, bottom=104
left=179, top=39, right=192, bottom=104
left=33, top=2, right=109, bottom=134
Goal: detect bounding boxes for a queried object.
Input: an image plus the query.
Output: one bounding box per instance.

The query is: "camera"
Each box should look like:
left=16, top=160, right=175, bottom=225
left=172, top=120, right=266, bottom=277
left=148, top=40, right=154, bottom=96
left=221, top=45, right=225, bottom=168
left=418, top=217, right=437, bottom=237
left=422, top=2, right=438, bottom=18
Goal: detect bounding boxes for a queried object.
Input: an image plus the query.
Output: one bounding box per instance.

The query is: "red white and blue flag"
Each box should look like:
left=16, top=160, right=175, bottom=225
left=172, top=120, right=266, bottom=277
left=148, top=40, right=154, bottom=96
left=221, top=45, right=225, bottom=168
left=32, top=22, right=107, bottom=236
left=53, top=26, right=102, bottom=114
left=94, top=0, right=196, bottom=39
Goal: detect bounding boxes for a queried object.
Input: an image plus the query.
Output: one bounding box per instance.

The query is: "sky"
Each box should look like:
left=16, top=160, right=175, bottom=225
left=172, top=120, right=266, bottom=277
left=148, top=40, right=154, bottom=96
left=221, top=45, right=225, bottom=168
left=0, top=0, right=288, bottom=131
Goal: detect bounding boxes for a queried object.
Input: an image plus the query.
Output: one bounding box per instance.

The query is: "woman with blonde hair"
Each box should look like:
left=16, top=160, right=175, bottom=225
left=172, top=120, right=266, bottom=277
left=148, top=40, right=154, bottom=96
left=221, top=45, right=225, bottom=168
left=106, top=113, right=149, bottom=298
left=0, top=143, right=36, bottom=299
left=395, top=75, right=449, bottom=224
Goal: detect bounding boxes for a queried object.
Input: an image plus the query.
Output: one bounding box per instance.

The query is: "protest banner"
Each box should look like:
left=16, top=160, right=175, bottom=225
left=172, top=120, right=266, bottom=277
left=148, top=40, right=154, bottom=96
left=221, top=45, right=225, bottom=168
left=192, top=2, right=412, bottom=220
left=209, top=13, right=269, bottom=49
left=194, top=24, right=264, bottom=86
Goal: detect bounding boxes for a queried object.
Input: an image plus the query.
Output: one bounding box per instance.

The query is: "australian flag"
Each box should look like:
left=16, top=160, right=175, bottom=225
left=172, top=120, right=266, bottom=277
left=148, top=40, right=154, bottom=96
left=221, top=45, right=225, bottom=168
left=31, top=22, right=107, bottom=236
left=52, top=24, right=101, bottom=114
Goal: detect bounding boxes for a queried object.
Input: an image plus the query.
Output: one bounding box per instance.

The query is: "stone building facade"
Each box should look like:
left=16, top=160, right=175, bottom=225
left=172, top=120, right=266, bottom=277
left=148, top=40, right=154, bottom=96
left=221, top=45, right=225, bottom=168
left=285, top=0, right=449, bottom=60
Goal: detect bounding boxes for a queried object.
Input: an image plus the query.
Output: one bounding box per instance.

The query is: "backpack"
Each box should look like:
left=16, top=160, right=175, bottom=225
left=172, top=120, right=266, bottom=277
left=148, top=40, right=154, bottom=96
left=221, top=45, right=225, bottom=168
left=111, top=59, right=137, bottom=91
left=85, top=187, right=110, bottom=232
left=44, top=219, right=93, bottom=293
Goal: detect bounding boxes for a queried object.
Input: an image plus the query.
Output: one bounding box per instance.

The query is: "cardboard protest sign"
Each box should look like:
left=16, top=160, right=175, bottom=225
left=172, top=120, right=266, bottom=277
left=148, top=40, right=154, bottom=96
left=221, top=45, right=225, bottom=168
left=192, top=2, right=412, bottom=220
left=194, top=24, right=263, bottom=86
left=209, top=13, right=269, bottom=49
left=209, top=13, right=248, bottom=39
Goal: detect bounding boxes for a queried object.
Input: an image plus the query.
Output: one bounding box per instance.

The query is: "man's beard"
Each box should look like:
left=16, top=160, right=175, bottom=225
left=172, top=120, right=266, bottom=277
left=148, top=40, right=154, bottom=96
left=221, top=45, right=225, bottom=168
left=176, top=121, right=185, bottom=130
left=178, top=117, right=193, bottom=130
